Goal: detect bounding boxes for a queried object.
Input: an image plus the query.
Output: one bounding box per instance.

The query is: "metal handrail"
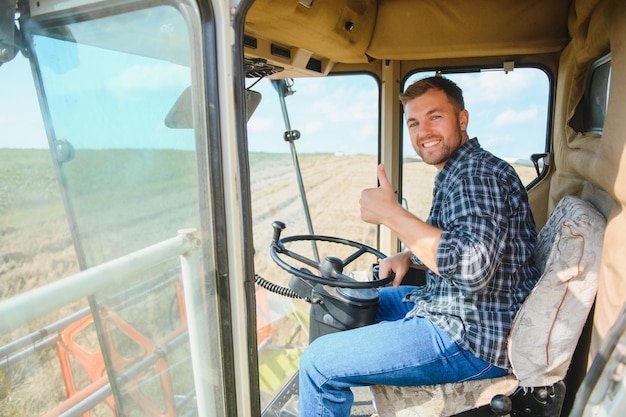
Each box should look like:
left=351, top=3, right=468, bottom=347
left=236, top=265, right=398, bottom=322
left=0, top=307, right=90, bottom=360
left=0, top=230, right=198, bottom=335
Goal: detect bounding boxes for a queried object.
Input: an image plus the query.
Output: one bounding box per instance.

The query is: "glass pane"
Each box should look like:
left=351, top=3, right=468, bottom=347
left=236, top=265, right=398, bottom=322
left=586, top=57, right=611, bottom=133
left=0, top=54, right=85, bottom=417
left=402, top=68, right=550, bottom=217
left=0, top=3, right=224, bottom=416
left=246, top=75, right=380, bottom=410
left=32, top=12, right=196, bottom=265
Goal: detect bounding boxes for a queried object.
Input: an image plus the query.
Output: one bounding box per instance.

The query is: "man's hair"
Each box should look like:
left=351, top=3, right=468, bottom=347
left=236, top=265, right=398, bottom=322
left=399, top=76, right=465, bottom=112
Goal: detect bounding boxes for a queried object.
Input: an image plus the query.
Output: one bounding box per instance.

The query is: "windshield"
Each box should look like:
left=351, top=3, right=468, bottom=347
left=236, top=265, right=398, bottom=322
left=28, top=6, right=196, bottom=265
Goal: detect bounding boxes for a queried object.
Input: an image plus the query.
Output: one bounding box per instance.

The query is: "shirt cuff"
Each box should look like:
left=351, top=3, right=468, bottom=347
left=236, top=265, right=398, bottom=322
left=410, top=253, right=425, bottom=266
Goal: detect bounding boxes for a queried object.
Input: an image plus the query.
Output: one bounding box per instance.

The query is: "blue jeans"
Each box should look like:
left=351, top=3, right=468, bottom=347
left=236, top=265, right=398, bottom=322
left=298, top=286, right=509, bottom=417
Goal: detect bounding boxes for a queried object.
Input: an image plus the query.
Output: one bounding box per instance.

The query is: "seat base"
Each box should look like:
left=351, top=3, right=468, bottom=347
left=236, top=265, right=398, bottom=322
left=371, top=378, right=566, bottom=417
left=506, top=380, right=566, bottom=417
left=370, top=375, right=518, bottom=417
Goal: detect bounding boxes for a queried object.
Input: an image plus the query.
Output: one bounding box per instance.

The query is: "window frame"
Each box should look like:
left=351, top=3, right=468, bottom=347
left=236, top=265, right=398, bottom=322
left=398, top=64, right=555, bottom=200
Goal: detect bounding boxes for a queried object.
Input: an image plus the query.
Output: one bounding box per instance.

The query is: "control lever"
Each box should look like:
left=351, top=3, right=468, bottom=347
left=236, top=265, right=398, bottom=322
left=272, top=220, right=286, bottom=244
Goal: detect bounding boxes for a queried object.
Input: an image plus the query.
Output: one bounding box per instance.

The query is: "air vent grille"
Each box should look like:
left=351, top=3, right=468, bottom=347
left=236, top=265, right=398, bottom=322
left=243, top=35, right=258, bottom=49
left=270, top=44, right=291, bottom=59
left=306, top=58, right=322, bottom=73
left=244, top=57, right=284, bottom=78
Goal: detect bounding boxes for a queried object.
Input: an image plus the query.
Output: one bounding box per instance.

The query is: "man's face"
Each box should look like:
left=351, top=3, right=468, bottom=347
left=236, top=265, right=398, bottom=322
left=404, top=88, right=469, bottom=170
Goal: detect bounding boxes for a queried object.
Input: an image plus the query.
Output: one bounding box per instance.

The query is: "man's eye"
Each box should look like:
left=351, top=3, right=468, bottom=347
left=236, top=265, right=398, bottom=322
left=409, top=121, right=418, bottom=128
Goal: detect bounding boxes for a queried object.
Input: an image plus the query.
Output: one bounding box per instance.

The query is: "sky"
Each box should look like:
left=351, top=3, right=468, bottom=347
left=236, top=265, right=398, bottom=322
left=0, top=56, right=48, bottom=149
left=1, top=52, right=549, bottom=162
left=246, top=69, right=549, bottom=161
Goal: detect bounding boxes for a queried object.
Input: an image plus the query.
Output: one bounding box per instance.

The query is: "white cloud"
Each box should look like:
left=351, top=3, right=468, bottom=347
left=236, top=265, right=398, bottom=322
left=247, top=116, right=275, bottom=133
left=493, top=105, right=540, bottom=126
left=455, top=69, right=546, bottom=105
left=298, top=81, right=324, bottom=95
left=301, top=120, right=325, bottom=135
left=480, top=133, right=515, bottom=148
left=295, top=79, right=378, bottom=124
left=350, top=123, right=377, bottom=139
left=108, top=63, right=189, bottom=96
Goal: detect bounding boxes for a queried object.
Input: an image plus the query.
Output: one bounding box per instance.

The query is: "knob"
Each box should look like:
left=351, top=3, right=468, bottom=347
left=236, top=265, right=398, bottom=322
left=490, top=394, right=512, bottom=416
left=271, top=221, right=286, bottom=243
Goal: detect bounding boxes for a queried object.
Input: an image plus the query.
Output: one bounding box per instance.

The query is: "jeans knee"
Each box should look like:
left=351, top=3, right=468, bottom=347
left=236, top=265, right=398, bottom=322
left=299, top=337, right=332, bottom=382
left=299, top=340, right=322, bottom=377
left=299, top=345, right=313, bottom=375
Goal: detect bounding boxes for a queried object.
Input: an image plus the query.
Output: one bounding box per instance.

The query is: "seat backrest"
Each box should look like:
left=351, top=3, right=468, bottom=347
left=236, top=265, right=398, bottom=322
left=508, top=196, right=606, bottom=388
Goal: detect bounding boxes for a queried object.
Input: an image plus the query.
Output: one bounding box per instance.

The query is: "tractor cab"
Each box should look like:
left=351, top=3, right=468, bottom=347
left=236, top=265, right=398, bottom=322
left=0, top=1, right=625, bottom=417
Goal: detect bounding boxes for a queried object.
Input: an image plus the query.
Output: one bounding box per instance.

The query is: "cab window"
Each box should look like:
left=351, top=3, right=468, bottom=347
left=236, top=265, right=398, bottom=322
left=571, top=54, right=611, bottom=134
left=0, top=3, right=226, bottom=416
left=246, top=74, right=379, bottom=408
left=401, top=68, right=551, bottom=218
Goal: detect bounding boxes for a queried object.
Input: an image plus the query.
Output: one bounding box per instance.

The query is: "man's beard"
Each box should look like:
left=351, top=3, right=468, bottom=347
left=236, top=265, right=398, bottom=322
left=416, top=130, right=465, bottom=167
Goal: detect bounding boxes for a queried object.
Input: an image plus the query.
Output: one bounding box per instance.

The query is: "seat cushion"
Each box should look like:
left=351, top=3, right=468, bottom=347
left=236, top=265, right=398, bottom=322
left=509, top=196, right=606, bottom=387
left=370, top=375, right=518, bottom=417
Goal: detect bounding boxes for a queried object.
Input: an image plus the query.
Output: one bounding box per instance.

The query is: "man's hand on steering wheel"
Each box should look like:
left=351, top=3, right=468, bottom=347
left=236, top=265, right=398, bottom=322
left=379, top=251, right=414, bottom=288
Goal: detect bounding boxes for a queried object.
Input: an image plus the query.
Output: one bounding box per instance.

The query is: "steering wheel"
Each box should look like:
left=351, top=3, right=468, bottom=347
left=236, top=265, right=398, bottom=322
left=269, top=221, right=394, bottom=289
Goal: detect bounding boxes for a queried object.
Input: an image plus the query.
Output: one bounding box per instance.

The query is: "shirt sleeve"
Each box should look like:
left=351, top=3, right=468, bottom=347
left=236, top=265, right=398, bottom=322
left=410, top=253, right=425, bottom=266
left=435, top=175, right=509, bottom=293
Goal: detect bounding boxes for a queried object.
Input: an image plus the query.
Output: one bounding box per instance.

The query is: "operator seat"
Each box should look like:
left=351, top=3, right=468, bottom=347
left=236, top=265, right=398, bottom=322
left=370, top=195, right=606, bottom=417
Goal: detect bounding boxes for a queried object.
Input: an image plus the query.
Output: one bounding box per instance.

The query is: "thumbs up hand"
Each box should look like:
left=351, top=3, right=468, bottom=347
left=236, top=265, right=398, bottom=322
left=360, top=164, right=400, bottom=225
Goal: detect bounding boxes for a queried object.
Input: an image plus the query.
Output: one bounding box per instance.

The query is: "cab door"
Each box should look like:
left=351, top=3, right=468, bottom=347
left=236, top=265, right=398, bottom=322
left=0, top=0, right=258, bottom=415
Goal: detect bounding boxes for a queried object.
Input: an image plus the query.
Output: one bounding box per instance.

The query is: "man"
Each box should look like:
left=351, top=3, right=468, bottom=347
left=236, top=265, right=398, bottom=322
left=298, top=76, right=540, bottom=417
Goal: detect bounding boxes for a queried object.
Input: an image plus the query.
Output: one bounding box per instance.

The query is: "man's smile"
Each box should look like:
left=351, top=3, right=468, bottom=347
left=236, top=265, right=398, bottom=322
left=420, top=138, right=441, bottom=149
left=423, top=141, right=439, bottom=148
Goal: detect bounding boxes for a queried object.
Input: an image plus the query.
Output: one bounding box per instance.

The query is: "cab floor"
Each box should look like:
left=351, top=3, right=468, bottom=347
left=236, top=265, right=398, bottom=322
left=351, top=386, right=378, bottom=417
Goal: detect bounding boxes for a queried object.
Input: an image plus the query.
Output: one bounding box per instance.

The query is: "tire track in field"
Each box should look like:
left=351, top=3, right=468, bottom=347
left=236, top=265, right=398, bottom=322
left=250, top=154, right=380, bottom=283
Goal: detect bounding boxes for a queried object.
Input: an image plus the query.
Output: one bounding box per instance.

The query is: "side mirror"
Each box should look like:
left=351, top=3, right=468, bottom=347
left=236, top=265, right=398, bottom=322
left=165, top=87, right=262, bottom=129
left=246, top=90, right=262, bottom=120
left=530, top=152, right=549, bottom=177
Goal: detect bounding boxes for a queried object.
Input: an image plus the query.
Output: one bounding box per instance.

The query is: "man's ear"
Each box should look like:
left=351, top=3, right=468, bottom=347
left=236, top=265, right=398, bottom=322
left=459, top=109, right=469, bottom=131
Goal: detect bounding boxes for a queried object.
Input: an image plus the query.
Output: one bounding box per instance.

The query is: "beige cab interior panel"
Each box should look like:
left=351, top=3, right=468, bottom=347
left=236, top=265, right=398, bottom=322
left=549, top=0, right=625, bottom=357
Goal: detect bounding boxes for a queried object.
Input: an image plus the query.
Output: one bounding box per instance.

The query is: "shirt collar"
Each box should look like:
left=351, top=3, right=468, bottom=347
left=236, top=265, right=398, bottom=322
left=435, top=137, right=480, bottom=187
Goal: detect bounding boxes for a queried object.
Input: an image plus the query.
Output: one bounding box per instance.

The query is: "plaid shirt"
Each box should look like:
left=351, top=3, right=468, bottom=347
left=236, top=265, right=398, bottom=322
left=407, top=138, right=540, bottom=369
